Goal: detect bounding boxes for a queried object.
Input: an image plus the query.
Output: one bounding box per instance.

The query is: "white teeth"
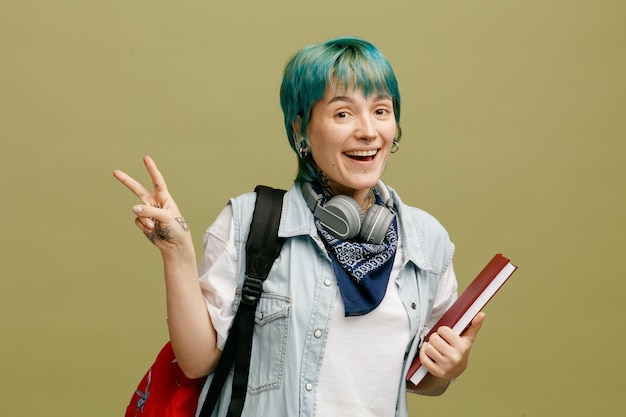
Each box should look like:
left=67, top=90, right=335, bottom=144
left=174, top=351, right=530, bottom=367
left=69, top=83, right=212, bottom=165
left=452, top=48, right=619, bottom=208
left=345, top=149, right=377, bottom=157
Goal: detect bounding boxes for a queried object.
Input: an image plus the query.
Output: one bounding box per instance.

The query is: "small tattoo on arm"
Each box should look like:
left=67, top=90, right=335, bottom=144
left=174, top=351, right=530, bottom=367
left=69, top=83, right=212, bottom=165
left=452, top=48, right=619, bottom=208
left=175, top=217, right=189, bottom=232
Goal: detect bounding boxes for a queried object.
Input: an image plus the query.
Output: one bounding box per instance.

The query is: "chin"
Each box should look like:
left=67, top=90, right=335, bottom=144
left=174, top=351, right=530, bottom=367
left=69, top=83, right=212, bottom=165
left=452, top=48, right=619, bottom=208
left=341, top=176, right=382, bottom=193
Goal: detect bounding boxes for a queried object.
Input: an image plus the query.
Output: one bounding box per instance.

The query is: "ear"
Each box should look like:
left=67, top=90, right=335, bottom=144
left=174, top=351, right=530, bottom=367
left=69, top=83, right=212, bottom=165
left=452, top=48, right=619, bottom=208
left=292, top=116, right=302, bottom=138
left=293, top=117, right=310, bottom=153
left=395, top=124, right=402, bottom=142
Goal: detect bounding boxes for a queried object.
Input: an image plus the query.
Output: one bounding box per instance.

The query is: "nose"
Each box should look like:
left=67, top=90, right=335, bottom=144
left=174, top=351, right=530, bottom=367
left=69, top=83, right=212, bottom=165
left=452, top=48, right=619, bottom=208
left=356, top=115, right=377, bottom=142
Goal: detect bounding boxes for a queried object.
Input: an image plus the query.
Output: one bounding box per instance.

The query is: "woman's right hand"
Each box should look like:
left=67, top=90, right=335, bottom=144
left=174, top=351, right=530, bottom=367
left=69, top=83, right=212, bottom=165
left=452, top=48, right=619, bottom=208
left=113, top=156, right=192, bottom=252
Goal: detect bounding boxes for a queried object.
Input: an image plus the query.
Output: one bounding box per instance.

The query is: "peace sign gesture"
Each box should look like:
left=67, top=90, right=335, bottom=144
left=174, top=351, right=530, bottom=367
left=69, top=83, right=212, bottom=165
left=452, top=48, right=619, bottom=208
left=113, top=156, right=192, bottom=251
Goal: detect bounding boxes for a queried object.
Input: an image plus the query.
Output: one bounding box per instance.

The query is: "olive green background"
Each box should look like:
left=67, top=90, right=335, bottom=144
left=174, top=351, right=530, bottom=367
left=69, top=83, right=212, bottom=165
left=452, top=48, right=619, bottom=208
left=1, top=1, right=624, bottom=416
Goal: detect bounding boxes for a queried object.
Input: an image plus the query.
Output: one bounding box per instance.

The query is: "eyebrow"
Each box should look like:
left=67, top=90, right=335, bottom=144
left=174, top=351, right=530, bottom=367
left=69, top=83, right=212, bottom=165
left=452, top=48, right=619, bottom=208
left=326, top=93, right=392, bottom=105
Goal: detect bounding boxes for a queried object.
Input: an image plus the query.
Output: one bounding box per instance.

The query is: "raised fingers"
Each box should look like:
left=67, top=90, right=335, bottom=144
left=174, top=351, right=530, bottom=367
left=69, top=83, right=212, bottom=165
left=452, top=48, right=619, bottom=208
left=143, top=155, right=169, bottom=193
left=113, top=169, right=153, bottom=204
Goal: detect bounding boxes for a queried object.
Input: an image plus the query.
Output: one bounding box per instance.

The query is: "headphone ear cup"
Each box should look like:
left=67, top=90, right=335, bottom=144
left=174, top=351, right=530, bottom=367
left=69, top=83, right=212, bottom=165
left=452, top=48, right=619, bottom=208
left=359, top=204, right=395, bottom=244
left=318, top=195, right=364, bottom=240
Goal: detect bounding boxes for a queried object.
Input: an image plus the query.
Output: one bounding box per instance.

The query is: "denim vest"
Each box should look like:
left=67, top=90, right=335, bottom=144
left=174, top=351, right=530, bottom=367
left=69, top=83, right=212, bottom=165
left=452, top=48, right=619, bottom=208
left=196, top=183, right=454, bottom=417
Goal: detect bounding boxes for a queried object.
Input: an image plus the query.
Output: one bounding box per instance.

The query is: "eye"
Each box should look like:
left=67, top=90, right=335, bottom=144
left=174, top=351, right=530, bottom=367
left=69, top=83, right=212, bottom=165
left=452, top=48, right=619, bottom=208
left=374, top=107, right=393, bottom=117
left=336, top=111, right=349, bottom=119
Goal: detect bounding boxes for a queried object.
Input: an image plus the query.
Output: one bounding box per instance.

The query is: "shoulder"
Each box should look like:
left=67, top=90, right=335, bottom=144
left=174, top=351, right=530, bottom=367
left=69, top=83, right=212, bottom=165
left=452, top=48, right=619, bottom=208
left=228, top=184, right=301, bottom=240
left=388, top=185, right=454, bottom=274
left=226, top=190, right=261, bottom=245
left=389, top=186, right=450, bottom=238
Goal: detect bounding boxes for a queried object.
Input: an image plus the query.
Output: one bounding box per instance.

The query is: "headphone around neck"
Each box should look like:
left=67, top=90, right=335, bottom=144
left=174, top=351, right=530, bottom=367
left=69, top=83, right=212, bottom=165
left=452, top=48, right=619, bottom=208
left=302, top=181, right=396, bottom=244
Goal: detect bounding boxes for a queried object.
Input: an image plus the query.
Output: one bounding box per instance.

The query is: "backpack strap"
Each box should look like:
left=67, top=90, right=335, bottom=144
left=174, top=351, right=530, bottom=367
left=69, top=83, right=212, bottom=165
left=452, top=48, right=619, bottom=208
left=200, top=185, right=286, bottom=417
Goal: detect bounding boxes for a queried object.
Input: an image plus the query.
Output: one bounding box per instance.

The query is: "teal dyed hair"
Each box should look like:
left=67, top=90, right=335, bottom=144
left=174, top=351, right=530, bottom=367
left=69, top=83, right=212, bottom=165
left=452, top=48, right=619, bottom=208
left=280, top=36, right=402, bottom=183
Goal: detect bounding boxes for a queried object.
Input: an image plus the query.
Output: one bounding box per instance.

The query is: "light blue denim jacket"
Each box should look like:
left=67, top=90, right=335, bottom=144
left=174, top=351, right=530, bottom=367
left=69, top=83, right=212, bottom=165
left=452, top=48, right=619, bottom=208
left=196, top=182, right=454, bottom=417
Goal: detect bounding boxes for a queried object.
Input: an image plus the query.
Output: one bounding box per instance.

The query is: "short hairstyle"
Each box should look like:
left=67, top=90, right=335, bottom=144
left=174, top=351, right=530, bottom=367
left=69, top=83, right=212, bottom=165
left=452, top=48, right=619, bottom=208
left=280, top=36, right=402, bottom=183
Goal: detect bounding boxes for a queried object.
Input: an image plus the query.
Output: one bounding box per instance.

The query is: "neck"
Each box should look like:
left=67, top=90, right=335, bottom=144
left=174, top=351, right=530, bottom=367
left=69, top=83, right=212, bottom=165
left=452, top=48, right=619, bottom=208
left=318, top=177, right=375, bottom=211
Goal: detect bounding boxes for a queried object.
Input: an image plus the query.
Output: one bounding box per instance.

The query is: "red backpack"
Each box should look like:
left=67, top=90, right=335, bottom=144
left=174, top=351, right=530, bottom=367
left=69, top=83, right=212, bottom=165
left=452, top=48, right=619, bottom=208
left=125, top=342, right=205, bottom=417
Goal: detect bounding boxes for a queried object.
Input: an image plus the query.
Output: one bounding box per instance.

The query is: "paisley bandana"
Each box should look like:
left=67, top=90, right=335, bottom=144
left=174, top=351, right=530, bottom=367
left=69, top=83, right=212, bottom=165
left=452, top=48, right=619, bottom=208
left=315, top=190, right=399, bottom=316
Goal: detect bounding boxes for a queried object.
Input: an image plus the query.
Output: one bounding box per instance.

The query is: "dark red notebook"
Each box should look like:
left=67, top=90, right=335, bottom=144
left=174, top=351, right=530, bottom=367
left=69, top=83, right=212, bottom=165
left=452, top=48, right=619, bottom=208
left=407, top=253, right=518, bottom=385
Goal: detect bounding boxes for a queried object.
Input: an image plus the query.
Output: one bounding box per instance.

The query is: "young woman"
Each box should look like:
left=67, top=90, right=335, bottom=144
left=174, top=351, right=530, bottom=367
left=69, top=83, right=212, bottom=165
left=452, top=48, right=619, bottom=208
left=114, top=36, right=484, bottom=417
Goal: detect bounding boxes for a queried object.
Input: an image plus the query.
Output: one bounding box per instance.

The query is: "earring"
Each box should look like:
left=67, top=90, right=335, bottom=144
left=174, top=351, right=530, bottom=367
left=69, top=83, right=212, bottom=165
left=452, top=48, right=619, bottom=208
left=297, top=137, right=309, bottom=159
left=390, top=140, right=399, bottom=153
left=391, top=125, right=402, bottom=154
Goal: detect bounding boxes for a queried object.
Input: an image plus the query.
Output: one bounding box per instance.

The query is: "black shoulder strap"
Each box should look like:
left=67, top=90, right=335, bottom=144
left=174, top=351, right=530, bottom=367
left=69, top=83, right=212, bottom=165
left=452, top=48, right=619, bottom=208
left=200, top=185, right=286, bottom=417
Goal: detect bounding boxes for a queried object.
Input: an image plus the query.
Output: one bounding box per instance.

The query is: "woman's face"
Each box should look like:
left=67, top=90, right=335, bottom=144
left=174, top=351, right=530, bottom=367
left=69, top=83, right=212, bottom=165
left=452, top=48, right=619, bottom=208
left=307, top=84, right=397, bottom=203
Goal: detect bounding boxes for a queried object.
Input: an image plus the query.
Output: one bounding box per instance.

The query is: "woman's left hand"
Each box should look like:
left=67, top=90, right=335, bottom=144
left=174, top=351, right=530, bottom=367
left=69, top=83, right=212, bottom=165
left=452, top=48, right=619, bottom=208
left=418, top=312, right=485, bottom=381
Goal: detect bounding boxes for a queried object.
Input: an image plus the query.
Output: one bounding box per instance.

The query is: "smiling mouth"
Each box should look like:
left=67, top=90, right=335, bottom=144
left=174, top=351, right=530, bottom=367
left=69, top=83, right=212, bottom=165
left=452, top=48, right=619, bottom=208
left=345, top=149, right=377, bottom=161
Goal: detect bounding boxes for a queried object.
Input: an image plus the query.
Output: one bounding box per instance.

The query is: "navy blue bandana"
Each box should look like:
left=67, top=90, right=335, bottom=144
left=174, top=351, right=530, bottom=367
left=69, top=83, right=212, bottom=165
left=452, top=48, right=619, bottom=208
left=315, top=192, right=398, bottom=316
